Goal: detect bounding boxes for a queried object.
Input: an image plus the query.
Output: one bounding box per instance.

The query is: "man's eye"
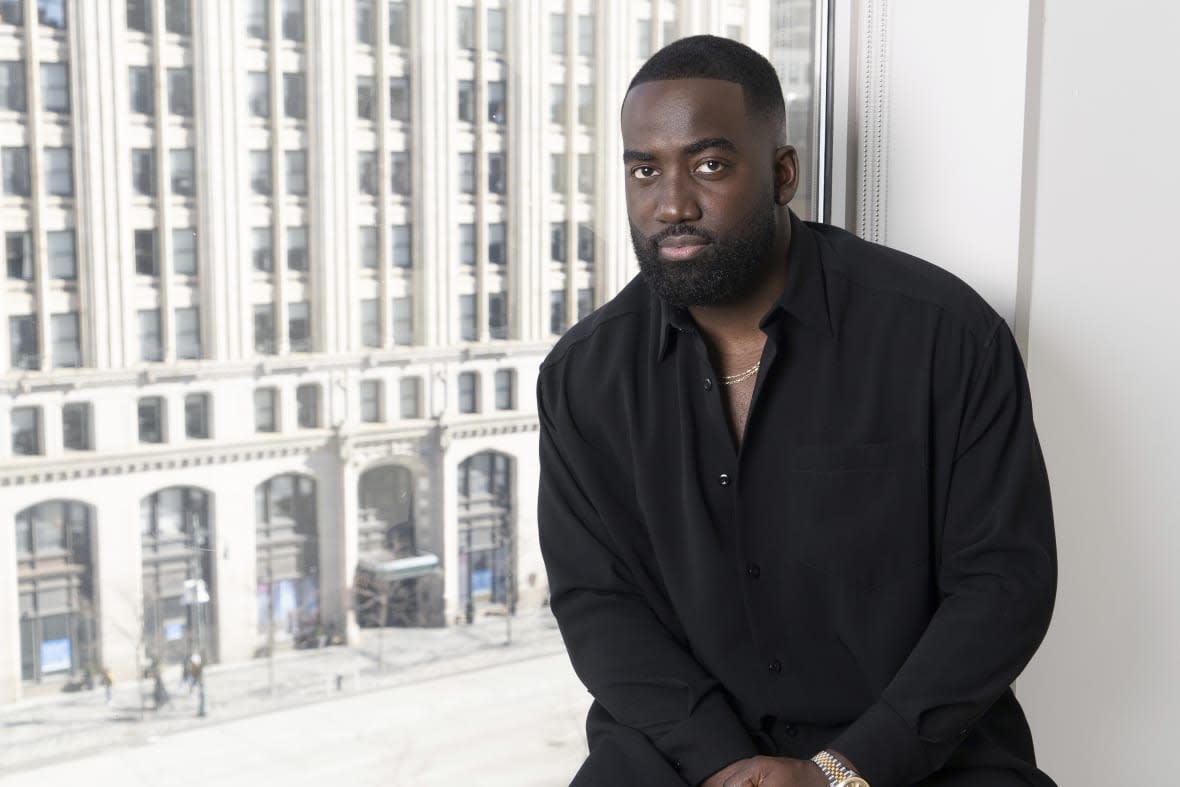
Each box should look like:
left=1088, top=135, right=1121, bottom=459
left=696, top=160, right=725, bottom=174
left=631, top=166, right=657, bottom=179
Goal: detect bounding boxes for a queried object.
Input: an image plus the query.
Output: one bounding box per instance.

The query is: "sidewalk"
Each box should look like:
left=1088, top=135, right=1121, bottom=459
left=0, top=608, right=569, bottom=776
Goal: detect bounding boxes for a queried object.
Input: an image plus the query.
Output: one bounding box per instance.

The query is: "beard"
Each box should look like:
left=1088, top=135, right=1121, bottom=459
left=631, top=202, right=778, bottom=308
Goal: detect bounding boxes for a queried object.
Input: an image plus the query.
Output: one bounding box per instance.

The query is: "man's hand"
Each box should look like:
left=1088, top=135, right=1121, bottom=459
left=699, top=756, right=829, bottom=787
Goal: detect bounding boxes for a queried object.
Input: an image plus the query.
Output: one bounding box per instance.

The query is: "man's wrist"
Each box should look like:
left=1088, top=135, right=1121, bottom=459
left=811, top=749, right=870, bottom=787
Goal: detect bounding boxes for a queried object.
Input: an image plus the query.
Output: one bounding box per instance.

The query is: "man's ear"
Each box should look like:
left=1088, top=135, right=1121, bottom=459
left=773, top=145, right=800, bottom=206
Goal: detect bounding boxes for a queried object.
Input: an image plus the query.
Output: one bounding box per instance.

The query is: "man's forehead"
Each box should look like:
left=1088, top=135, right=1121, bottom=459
left=621, top=78, right=749, bottom=143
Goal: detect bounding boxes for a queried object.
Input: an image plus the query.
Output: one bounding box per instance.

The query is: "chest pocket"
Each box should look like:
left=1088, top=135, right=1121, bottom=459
left=778, top=441, right=929, bottom=587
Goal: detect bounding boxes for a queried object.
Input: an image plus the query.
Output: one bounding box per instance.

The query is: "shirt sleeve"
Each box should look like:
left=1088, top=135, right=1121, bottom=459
left=537, top=375, right=759, bottom=786
left=830, top=323, right=1058, bottom=787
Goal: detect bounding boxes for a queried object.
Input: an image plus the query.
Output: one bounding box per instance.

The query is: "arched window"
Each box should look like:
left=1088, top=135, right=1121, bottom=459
left=255, top=474, right=319, bottom=646
left=457, top=451, right=514, bottom=619
left=358, top=464, right=415, bottom=558
left=16, top=501, right=96, bottom=683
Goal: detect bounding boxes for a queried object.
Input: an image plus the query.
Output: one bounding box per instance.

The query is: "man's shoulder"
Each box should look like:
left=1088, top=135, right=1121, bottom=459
left=809, top=221, right=1003, bottom=343
left=540, top=275, right=654, bottom=381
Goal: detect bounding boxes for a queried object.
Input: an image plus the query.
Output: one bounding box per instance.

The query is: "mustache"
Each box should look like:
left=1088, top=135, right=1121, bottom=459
left=646, top=224, right=717, bottom=246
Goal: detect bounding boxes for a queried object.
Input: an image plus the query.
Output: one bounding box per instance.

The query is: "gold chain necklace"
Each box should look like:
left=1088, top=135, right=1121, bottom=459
left=719, top=361, right=760, bottom=386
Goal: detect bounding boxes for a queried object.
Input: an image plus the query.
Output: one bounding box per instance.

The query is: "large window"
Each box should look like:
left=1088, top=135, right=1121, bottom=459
left=256, top=475, right=319, bottom=643
left=62, top=402, right=90, bottom=450
left=185, top=393, right=210, bottom=439
left=137, top=396, right=165, bottom=443
left=11, top=406, right=41, bottom=455
left=50, top=312, right=80, bottom=368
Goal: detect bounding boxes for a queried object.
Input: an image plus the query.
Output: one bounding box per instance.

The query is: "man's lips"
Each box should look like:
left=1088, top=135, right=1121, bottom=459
left=657, top=236, right=711, bottom=260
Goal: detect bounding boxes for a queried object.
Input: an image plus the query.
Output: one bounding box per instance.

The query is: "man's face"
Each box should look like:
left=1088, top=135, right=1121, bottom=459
left=621, top=78, right=790, bottom=308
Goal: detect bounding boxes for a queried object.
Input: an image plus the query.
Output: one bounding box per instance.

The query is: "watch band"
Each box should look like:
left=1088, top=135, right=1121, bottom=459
left=811, top=750, right=870, bottom=787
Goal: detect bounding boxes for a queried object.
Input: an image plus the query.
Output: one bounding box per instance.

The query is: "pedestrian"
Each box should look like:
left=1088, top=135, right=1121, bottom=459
left=187, top=653, right=202, bottom=695
left=538, top=35, right=1057, bottom=787
left=100, top=666, right=114, bottom=705
left=152, top=668, right=170, bottom=710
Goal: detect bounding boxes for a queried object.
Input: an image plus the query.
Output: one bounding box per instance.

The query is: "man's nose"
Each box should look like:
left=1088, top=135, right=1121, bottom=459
left=654, top=173, right=702, bottom=224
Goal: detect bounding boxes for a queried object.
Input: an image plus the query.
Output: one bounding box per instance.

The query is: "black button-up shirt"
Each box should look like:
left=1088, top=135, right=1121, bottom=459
left=538, top=215, right=1057, bottom=787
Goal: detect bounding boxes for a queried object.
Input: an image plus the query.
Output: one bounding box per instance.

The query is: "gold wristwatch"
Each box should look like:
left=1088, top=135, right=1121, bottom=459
left=810, top=750, right=871, bottom=787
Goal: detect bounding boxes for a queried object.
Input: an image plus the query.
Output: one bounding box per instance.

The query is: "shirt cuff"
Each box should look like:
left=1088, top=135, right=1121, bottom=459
left=828, top=699, right=934, bottom=787
left=656, top=690, right=758, bottom=786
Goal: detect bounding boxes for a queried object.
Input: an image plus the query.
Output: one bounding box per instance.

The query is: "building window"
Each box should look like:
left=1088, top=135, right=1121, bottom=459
left=129, top=67, right=153, bottom=114
left=62, top=402, right=90, bottom=450
left=398, top=377, right=420, bottom=419
left=254, top=387, right=277, bottom=432
left=168, top=68, right=193, bottom=116
left=549, top=83, right=564, bottom=124
left=285, top=150, right=307, bottom=195
left=251, top=227, right=272, bottom=272
left=40, top=63, right=69, bottom=114
left=495, top=369, right=515, bottom=410
left=358, top=150, right=378, bottom=195
left=137, top=396, right=164, bottom=443
left=296, top=383, right=320, bottom=428
left=246, top=0, right=268, bottom=39
left=389, top=75, right=410, bottom=122
left=550, top=13, right=565, bottom=55
left=175, top=306, right=201, bottom=360
left=459, top=223, right=475, bottom=266
left=488, top=291, right=508, bottom=340
left=0, top=61, right=25, bottom=111
left=48, top=230, right=77, bottom=279
left=458, top=153, right=474, bottom=194
left=11, top=407, right=41, bottom=455
left=458, top=372, right=478, bottom=414
left=51, top=312, right=80, bottom=368
left=8, top=315, right=37, bottom=369
left=578, top=153, right=595, bottom=194
left=637, top=19, right=652, bottom=58
left=248, top=72, right=269, bottom=118
left=132, top=148, right=155, bottom=196
left=577, top=288, right=595, bottom=321
left=358, top=227, right=379, bottom=269
left=2, top=147, right=30, bottom=195
left=356, top=0, right=374, bottom=45
left=253, top=304, right=275, bottom=354
left=578, top=222, right=595, bottom=263
left=551, top=153, right=566, bottom=194
left=287, top=226, right=308, bottom=271
left=6, top=232, right=32, bottom=280
left=578, top=14, right=595, bottom=57
left=487, top=8, right=505, bottom=52
left=391, top=224, right=411, bottom=268
left=250, top=150, right=271, bottom=195
left=42, top=147, right=71, bottom=196
left=550, top=222, right=566, bottom=262
left=281, top=0, right=303, bottom=41
left=487, top=80, right=505, bottom=124
left=38, top=0, right=66, bottom=29
left=127, top=0, right=151, bottom=34
left=288, top=301, right=311, bottom=351
left=388, top=1, right=407, bottom=47
left=488, top=152, right=506, bottom=195
left=170, top=148, right=195, bottom=196
left=457, top=80, right=474, bottom=123
left=165, top=0, right=191, bottom=35
left=0, top=0, right=20, bottom=26
left=360, top=298, right=380, bottom=347
left=550, top=290, right=567, bottom=335
left=135, top=228, right=158, bottom=275
left=457, top=6, right=475, bottom=50
left=662, top=19, right=677, bottom=45
left=488, top=223, right=505, bottom=266
left=138, top=309, right=162, bottom=362
left=359, top=380, right=382, bottom=423
left=390, top=151, right=411, bottom=195
left=356, top=75, right=375, bottom=121
left=173, top=228, right=197, bottom=275
left=578, top=84, right=594, bottom=126
left=392, top=296, right=412, bottom=345
left=185, top=393, right=210, bottom=439
left=283, top=72, right=305, bottom=119
left=459, top=294, right=476, bottom=341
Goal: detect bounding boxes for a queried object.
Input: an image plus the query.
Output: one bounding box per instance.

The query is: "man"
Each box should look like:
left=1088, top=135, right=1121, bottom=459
left=538, top=35, right=1056, bottom=787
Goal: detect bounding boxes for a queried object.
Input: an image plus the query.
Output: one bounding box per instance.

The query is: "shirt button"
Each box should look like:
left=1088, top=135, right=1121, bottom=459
left=718, top=473, right=730, bottom=487
left=746, top=563, right=760, bottom=579
left=768, top=659, right=782, bottom=674
left=784, top=723, right=798, bottom=737
left=672, top=759, right=682, bottom=770
left=703, top=377, right=713, bottom=391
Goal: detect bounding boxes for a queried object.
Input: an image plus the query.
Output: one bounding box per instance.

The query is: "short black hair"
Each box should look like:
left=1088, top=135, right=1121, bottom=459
left=627, top=35, right=786, bottom=142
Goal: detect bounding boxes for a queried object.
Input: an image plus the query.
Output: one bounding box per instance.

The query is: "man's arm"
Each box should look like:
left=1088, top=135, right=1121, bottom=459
left=828, top=323, right=1057, bottom=786
left=538, top=376, right=759, bottom=785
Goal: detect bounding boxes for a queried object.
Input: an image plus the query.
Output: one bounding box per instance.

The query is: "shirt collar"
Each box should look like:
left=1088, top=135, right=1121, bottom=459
left=655, top=212, right=835, bottom=362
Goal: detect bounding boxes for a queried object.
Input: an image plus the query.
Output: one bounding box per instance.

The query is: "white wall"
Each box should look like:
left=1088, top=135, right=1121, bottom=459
left=1015, top=1, right=1180, bottom=782
left=839, top=1, right=1180, bottom=782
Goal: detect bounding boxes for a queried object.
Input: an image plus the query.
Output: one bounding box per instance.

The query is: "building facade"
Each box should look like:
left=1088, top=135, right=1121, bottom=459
left=0, top=0, right=772, bottom=703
